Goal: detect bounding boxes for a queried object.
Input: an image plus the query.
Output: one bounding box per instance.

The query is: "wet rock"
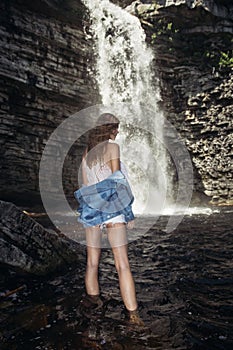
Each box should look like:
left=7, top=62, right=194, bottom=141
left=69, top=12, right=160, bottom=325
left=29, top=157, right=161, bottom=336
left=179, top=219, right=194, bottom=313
left=0, top=0, right=94, bottom=202
left=126, top=2, right=159, bottom=17
left=0, top=200, right=82, bottom=275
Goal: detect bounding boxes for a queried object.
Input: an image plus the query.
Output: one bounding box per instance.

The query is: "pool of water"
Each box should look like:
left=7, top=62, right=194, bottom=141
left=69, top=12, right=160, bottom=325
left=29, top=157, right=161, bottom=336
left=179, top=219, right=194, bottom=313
left=0, top=207, right=233, bottom=349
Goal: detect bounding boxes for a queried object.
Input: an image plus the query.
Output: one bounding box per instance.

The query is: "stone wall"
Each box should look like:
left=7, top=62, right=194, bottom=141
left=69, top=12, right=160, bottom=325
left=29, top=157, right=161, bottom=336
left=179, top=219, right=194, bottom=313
left=0, top=0, right=95, bottom=205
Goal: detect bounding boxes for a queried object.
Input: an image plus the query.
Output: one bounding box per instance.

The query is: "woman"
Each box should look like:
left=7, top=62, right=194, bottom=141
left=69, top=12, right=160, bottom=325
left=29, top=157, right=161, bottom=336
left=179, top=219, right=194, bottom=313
left=76, top=113, right=144, bottom=326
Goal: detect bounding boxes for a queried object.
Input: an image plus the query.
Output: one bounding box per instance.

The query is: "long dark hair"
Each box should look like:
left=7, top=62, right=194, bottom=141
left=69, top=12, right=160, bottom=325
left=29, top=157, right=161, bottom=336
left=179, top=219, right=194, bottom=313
left=86, top=113, right=119, bottom=167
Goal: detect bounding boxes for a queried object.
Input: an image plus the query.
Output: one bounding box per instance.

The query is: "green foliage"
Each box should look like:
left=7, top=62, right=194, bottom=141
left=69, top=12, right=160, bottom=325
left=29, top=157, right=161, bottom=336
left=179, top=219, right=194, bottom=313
left=151, top=33, right=157, bottom=41
left=151, top=20, right=179, bottom=44
left=219, top=51, right=233, bottom=68
left=204, top=49, right=233, bottom=69
left=167, top=22, right=172, bottom=31
left=205, top=51, right=215, bottom=59
left=150, top=22, right=232, bottom=73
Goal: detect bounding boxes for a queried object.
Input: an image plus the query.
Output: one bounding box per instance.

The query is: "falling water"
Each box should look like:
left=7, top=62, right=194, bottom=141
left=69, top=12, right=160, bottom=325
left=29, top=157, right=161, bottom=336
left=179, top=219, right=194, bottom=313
left=82, top=0, right=172, bottom=214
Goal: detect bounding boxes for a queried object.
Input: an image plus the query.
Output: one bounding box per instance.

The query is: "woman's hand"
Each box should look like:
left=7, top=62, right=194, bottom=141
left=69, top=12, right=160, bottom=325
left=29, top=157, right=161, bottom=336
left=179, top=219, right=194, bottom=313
left=126, top=220, right=134, bottom=230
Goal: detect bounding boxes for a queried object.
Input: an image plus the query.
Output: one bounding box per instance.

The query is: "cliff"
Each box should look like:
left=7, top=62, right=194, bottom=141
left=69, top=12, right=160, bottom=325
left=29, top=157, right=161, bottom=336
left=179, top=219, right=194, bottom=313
left=0, top=0, right=95, bottom=205
left=127, top=0, right=233, bottom=204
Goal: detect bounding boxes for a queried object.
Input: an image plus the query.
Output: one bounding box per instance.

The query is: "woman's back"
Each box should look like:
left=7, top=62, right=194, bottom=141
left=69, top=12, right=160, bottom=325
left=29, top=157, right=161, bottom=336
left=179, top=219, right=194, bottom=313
left=82, top=140, right=128, bottom=186
left=83, top=160, right=112, bottom=186
left=82, top=140, right=117, bottom=186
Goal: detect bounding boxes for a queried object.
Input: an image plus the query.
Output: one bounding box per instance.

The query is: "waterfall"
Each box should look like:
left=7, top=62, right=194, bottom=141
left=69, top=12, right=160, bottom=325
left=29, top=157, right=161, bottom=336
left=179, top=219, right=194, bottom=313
left=82, top=0, right=172, bottom=214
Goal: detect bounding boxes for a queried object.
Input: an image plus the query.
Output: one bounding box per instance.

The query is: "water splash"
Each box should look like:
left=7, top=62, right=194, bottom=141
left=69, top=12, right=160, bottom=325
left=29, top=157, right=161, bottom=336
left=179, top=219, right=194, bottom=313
left=82, top=0, right=172, bottom=213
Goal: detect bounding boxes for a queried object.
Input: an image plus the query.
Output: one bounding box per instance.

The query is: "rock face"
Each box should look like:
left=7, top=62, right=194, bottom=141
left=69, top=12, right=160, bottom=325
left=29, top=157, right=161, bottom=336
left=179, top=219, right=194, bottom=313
left=128, top=0, right=233, bottom=204
left=0, top=0, right=95, bottom=203
left=0, top=0, right=232, bottom=205
left=0, top=200, right=83, bottom=275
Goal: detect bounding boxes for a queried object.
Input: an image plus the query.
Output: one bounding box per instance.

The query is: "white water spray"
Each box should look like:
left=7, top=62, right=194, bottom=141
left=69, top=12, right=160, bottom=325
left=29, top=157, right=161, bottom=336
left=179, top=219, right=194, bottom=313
left=82, top=0, right=172, bottom=214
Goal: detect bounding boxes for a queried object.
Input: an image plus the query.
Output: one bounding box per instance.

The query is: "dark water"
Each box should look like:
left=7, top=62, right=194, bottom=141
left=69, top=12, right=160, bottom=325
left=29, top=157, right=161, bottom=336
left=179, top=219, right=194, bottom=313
left=0, top=208, right=233, bottom=349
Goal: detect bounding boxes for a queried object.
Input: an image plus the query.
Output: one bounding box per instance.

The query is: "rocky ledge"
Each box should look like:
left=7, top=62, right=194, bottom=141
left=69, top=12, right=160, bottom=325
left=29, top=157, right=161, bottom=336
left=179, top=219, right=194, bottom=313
left=0, top=200, right=83, bottom=275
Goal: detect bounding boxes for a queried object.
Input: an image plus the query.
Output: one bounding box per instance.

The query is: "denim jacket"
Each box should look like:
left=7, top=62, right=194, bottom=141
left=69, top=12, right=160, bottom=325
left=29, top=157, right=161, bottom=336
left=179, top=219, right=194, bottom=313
left=74, top=170, right=135, bottom=227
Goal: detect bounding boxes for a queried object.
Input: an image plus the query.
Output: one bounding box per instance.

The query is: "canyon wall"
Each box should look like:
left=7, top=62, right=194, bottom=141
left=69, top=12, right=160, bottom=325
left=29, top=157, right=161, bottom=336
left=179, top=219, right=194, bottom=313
left=127, top=0, right=233, bottom=204
left=0, top=0, right=232, bottom=205
left=0, top=0, right=96, bottom=205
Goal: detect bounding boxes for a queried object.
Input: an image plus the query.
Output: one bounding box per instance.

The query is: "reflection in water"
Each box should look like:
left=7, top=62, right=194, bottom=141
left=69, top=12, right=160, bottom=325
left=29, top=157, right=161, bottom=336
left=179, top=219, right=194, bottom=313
left=0, top=208, right=233, bottom=349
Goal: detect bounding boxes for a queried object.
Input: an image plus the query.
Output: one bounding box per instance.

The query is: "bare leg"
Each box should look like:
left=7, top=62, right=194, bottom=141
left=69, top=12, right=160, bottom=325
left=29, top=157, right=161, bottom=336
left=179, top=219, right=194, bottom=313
left=85, top=226, right=102, bottom=296
left=107, top=223, right=137, bottom=311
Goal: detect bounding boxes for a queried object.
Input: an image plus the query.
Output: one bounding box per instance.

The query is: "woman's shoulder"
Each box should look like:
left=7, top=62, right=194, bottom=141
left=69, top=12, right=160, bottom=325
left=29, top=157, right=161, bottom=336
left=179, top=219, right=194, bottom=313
left=107, top=140, right=120, bottom=155
left=108, top=139, right=120, bottom=148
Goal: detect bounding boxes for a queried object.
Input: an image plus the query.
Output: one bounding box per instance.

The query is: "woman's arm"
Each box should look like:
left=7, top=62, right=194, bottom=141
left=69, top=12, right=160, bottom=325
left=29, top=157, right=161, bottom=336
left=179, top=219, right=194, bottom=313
left=109, top=142, right=120, bottom=173
left=109, top=142, right=135, bottom=228
left=82, top=149, right=88, bottom=185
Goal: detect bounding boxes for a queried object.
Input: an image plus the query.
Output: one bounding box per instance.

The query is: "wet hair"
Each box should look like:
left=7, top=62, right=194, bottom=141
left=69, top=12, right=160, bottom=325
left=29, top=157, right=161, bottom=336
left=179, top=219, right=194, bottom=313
left=86, top=113, right=119, bottom=167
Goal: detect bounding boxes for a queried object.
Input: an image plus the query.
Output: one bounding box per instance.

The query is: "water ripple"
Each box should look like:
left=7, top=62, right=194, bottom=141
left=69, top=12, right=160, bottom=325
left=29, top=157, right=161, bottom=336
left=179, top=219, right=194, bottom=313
left=0, top=207, right=232, bottom=349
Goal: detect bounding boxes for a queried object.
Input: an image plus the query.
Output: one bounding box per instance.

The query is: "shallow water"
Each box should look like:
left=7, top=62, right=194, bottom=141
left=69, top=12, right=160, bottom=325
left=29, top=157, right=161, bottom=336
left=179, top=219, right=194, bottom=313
left=0, top=207, right=233, bottom=349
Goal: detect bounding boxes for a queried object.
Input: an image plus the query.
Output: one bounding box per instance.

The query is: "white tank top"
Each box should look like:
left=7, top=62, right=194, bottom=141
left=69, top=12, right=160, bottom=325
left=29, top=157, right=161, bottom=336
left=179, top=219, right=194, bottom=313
left=82, top=140, right=129, bottom=186
left=83, top=160, right=112, bottom=186
left=83, top=160, right=129, bottom=185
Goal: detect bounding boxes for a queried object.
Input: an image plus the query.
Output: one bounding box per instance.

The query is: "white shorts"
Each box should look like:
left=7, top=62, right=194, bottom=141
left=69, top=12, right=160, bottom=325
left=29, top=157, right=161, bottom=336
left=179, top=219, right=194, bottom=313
left=101, top=214, right=126, bottom=228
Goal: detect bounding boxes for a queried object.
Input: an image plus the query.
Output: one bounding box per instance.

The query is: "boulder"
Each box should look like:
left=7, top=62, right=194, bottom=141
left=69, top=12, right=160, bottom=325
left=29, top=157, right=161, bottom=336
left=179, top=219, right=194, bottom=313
left=0, top=200, right=83, bottom=275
